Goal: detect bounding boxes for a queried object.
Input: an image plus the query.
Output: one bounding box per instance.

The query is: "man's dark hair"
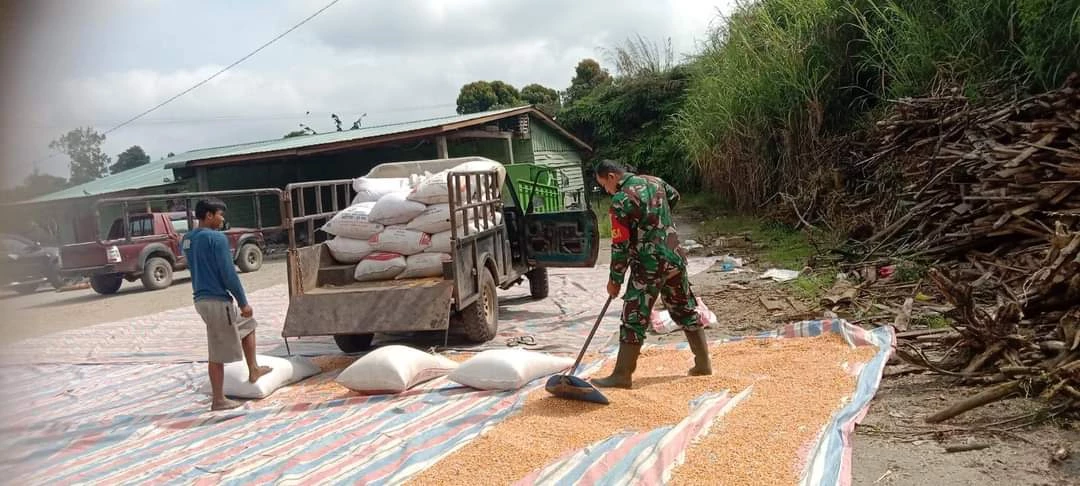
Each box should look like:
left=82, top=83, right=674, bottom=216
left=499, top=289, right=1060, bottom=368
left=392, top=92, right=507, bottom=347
left=195, top=199, right=227, bottom=220
left=594, top=159, right=628, bottom=178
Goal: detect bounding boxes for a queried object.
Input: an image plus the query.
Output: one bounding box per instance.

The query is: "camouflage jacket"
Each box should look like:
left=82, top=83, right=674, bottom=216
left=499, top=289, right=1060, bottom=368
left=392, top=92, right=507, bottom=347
left=609, top=172, right=685, bottom=285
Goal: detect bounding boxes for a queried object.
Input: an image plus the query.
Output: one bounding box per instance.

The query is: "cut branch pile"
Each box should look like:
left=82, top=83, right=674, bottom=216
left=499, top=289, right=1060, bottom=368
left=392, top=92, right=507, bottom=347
left=844, top=74, right=1080, bottom=420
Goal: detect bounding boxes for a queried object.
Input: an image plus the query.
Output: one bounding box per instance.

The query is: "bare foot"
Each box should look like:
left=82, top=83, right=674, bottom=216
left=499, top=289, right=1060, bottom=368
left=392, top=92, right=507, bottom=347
left=211, top=398, right=242, bottom=411
left=248, top=365, right=272, bottom=383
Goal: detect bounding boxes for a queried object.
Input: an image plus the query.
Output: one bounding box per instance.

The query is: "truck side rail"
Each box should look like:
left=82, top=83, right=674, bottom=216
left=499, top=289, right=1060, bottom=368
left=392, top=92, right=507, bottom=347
left=447, top=169, right=511, bottom=308
left=93, top=189, right=285, bottom=243
left=281, top=179, right=354, bottom=250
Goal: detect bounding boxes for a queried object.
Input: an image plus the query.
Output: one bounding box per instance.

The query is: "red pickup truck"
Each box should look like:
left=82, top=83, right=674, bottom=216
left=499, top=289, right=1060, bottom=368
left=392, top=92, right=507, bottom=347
left=60, top=211, right=266, bottom=295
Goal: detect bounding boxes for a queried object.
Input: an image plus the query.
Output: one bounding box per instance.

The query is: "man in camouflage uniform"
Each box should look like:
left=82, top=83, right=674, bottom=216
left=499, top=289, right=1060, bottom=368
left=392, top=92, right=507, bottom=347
left=591, top=160, right=712, bottom=389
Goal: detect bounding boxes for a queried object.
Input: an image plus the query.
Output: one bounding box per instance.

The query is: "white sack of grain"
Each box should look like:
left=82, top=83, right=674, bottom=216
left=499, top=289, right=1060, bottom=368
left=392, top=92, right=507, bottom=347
left=406, top=203, right=456, bottom=234
left=368, top=192, right=427, bottom=225
left=448, top=349, right=573, bottom=391
left=369, top=228, right=431, bottom=256
left=425, top=230, right=453, bottom=254
left=397, top=253, right=451, bottom=279
left=407, top=170, right=459, bottom=205
left=451, top=159, right=506, bottom=191
left=325, top=236, right=375, bottom=264
left=335, top=345, right=458, bottom=394
left=352, top=177, right=412, bottom=203
left=649, top=298, right=717, bottom=335
left=354, top=252, right=407, bottom=281
left=198, top=355, right=320, bottom=399
left=320, top=202, right=383, bottom=240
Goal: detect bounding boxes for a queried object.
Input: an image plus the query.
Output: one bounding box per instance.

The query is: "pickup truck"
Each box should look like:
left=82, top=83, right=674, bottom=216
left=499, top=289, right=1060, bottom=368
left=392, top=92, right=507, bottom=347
left=281, top=156, right=600, bottom=352
left=60, top=190, right=283, bottom=295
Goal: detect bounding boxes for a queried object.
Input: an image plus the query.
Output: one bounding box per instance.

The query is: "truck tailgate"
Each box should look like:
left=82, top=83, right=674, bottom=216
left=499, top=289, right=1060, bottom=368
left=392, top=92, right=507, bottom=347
left=282, top=277, right=454, bottom=337
left=60, top=242, right=108, bottom=270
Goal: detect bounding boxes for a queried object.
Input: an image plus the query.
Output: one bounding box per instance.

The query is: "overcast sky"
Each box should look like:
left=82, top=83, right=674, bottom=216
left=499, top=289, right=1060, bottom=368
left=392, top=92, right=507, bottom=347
left=0, top=0, right=733, bottom=187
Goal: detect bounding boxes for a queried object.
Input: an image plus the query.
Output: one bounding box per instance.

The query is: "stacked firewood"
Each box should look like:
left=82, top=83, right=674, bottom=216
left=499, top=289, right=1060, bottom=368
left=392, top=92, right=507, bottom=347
left=849, top=74, right=1080, bottom=419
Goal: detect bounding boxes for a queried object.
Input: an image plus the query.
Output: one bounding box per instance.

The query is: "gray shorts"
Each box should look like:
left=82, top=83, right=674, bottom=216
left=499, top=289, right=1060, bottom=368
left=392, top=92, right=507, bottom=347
left=195, top=299, right=257, bottom=363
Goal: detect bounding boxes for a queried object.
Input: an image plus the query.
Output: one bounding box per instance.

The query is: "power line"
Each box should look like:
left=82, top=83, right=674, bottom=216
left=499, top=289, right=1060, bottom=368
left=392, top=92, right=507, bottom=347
left=31, top=103, right=458, bottom=129
left=101, top=0, right=343, bottom=137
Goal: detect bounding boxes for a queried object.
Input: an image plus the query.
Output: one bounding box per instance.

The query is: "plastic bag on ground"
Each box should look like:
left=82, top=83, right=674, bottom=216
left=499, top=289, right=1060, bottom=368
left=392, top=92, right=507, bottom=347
left=325, top=236, right=375, bottom=264
left=320, top=202, right=383, bottom=240
left=352, top=177, right=412, bottom=204
left=649, top=298, right=718, bottom=335
left=335, top=345, right=458, bottom=394
left=397, top=253, right=451, bottom=279
left=368, top=192, right=427, bottom=225
left=354, top=252, right=407, bottom=281
left=447, top=349, right=573, bottom=391
left=369, top=228, right=431, bottom=255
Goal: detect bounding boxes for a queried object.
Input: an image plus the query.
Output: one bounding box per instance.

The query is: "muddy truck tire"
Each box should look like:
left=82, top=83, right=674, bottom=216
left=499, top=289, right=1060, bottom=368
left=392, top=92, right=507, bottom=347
left=460, top=270, right=499, bottom=342
left=90, top=274, right=123, bottom=295
left=527, top=267, right=549, bottom=299
left=334, top=334, right=375, bottom=353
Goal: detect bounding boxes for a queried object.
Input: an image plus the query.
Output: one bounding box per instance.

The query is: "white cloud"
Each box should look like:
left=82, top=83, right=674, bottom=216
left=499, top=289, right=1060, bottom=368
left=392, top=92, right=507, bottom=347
left=1, top=0, right=735, bottom=187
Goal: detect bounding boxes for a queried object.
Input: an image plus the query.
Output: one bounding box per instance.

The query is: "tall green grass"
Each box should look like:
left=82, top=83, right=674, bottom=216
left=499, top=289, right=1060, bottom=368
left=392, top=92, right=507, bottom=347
left=675, top=0, right=1080, bottom=209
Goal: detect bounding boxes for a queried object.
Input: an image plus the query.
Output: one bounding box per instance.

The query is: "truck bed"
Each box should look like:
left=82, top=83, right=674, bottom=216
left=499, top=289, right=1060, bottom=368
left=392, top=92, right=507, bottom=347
left=307, top=276, right=445, bottom=295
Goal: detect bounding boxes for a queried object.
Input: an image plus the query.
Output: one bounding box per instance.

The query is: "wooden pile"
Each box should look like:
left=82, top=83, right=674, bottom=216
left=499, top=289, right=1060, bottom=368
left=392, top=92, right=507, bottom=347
left=847, top=74, right=1080, bottom=420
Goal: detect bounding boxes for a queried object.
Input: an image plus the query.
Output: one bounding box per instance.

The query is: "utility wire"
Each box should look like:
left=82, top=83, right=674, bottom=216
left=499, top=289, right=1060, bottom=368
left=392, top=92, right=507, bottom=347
left=101, top=0, right=343, bottom=136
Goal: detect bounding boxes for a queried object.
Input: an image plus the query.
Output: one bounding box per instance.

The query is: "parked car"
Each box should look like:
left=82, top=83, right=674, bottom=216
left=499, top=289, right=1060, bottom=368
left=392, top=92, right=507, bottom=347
left=0, top=233, right=66, bottom=294
left=60, top=211, right=267, bottom=295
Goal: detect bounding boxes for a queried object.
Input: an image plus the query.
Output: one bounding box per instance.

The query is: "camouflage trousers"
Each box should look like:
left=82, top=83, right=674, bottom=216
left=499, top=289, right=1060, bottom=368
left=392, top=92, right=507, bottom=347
left=620, top=258, right=701, bottom=344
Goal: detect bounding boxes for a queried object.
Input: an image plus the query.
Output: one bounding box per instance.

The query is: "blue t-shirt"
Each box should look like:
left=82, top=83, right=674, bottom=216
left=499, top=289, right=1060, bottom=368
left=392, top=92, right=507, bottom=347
left=181, top=228, right=248, bottom=307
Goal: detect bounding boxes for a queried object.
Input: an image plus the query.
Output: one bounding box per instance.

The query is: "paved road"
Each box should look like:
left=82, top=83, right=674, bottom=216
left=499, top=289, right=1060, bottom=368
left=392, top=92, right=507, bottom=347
left=0, top=260, right=288, bottom=345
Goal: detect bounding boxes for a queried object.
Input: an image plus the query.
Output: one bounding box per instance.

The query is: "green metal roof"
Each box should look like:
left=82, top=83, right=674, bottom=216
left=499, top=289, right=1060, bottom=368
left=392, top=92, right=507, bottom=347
left=26, top=157, right=177, bottom=203
left=27, top=106, right=589, bottom=204
left=164, top=106, right=554, bottom=169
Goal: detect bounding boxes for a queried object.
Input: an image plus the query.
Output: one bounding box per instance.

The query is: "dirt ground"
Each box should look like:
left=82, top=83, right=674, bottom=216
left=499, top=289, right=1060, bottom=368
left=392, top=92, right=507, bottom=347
left=663, top=217, right=1080, bottom=486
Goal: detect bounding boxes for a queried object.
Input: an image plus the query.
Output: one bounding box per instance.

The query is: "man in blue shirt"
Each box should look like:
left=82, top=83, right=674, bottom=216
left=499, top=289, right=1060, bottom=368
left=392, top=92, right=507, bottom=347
left=183, top=199, right=270, bottom=411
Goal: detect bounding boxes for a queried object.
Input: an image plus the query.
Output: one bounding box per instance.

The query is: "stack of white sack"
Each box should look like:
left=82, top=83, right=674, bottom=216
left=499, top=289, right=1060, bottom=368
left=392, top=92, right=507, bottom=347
left=320, top=159, right=506, bottom=282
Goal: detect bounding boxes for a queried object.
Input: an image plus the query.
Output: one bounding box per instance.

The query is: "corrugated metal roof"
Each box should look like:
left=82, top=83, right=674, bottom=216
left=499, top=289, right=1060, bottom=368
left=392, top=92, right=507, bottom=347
left=26, top=157, right=177, bottom=203
left=164, top=106, right=537, bottom=169
left=27, top=106, right=590, bottom=204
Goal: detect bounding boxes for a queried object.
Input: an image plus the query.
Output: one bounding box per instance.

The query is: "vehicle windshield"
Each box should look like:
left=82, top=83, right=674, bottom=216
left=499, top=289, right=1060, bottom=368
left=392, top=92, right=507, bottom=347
left=107, top=215, right=155, bottom=239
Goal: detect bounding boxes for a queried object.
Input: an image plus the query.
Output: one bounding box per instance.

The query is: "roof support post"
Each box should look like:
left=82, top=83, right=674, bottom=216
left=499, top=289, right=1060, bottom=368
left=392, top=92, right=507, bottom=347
left=505, top=137, right=514, bottom=164
left=436, top=135, right=448, bottom=159
left=196, top=167, right=209, bottom=191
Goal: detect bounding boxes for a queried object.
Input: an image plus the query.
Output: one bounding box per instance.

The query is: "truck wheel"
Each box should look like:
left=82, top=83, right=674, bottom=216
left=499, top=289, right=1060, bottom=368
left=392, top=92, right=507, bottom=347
left=13, top=283, right=39, bottom=295
left=90, top=274, right=123, bottom=295
left=461, top=270, right=499, bottom=343
left=141, top=257, right=174, bottom=290
left=527, top=267, right=549, bottom=299
left=333, top=334, right=375, bottom=353
left=237, top=244, right=263, bottom=273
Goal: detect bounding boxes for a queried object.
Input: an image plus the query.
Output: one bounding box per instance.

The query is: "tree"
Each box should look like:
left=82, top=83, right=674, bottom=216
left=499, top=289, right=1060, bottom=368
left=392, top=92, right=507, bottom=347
left=283, top=130, right=308, bottom=139
left=0, top=169, right=67, bottom=203
left=49, top=127, right=110, bottom=185
left=456, top=80, right=523, bottom=114
left=520, top=84, right=562, bottom=116
left=109, top=145, right=151, bottom=174
left=564, top=59, right=613, bottom=106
